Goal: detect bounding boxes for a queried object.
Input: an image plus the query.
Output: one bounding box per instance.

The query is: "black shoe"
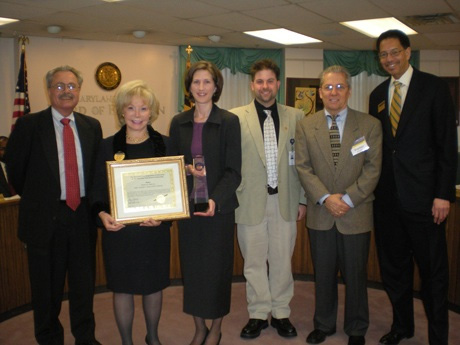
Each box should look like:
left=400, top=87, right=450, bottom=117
left=306, top=329, right=336, bottom=344
left=240, top=319, right=268, bottom=339
left=349, top=335, right=365, bottom=345
left=270, top=317, right=297, bottom=337
left=379, top=331, right=413, bottom=345
left=200, top=328, right=210, bottom=345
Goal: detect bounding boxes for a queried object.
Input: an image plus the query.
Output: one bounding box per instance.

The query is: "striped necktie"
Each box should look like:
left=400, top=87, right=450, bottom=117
left=390, top=81, right=402, bottom=136
left=329, top=115, right=340, bottom=167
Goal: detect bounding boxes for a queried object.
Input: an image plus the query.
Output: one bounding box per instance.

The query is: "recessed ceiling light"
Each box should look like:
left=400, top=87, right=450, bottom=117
left=244, top=28, right=321, bottom=45
left=132, top=30, right=146, bottom=38
left=340, top=17, right=417, bottom=38
left=47, top=25, right=62, bottom=34
left=102, top=0, right=125, bottom=2
left=0, top=17, right=19, bottom=26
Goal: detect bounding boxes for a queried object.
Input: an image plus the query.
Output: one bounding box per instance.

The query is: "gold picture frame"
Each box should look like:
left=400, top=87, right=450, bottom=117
left=286, top=78, right=323, bottom=116
left=106, top=156, right=190, bottom=224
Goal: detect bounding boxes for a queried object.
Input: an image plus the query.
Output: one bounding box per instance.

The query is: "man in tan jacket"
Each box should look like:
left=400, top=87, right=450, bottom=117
left=231, top=59, right=306, bottom=340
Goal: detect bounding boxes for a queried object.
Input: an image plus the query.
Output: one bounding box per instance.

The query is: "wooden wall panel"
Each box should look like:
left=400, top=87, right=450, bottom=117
left=2, top=192, right=460, bottom=317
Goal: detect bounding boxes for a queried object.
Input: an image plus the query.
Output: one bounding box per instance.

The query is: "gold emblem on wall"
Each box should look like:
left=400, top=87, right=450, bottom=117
left=295, top=87, right=316, bottom=116
left=95, top=62, right=122, bottom=90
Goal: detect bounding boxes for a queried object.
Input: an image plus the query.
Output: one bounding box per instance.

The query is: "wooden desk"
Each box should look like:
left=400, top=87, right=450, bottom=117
left=2, top=192, right=460, bottom=317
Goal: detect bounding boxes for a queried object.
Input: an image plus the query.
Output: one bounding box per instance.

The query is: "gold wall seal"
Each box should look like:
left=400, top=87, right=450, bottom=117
left=95, top=62, right=121, bottom=90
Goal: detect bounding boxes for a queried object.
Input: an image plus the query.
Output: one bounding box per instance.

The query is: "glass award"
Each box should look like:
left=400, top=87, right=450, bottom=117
left=192, top=155, right=209, bottom=212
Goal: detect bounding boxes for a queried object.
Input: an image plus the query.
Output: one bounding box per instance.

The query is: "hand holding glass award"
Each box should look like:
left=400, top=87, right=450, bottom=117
left=192, top=155, right=209, bottom=212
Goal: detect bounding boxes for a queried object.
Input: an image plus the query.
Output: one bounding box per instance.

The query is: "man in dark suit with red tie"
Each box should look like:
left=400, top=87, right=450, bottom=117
left=5, top=66, right=103, bottom=345
left=369, top=30, right=458, bottom=345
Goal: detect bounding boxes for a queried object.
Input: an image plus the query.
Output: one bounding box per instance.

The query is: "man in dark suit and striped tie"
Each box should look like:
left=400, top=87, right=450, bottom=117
left=369, top=30, right=458, bottom=345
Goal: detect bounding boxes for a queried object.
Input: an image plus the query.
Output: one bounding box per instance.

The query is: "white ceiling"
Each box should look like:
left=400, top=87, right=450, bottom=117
left=0, top=0, right=460, bottom=50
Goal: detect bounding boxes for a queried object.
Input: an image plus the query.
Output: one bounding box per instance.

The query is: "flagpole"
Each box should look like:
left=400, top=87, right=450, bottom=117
left=18, top=35, right=29, bottom=51
left=183, top=45, right=194, bottom=110
left=11, top=36, right=31, bottom=132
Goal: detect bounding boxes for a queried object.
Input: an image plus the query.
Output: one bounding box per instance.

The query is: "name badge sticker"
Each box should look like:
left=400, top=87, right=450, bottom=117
left=351, top=136, right=369, bottom=156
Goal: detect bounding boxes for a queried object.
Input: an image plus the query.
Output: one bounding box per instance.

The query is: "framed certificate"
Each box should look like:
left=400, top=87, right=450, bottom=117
left=106, top=156, right=190, bottom=224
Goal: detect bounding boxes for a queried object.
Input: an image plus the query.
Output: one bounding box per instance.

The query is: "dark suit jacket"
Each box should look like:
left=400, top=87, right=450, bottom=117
left=369, top=68, right=458, bottom=213
left=5, top=107, right=102, bottom=246
left=167, top=104, right=242, bottom=214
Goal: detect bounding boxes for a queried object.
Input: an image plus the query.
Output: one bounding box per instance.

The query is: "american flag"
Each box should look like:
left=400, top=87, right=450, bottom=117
left=11, top=48, right=31, bottom=131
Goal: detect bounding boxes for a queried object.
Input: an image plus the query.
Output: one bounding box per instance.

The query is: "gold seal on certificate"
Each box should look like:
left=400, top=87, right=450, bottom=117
left=106, top=156, right=190, bottom=224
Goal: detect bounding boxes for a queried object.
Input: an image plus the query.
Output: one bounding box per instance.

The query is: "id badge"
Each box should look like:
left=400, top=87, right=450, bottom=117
left=351, top=136, right=369, bottom=156
left=289, top=138, right=295, bottom=165
left=289, top=150, right=295, bottom=165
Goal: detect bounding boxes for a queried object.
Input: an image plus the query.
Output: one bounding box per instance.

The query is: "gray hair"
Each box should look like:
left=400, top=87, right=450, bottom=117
left=45, top=65, right=83, bottom=88
left=319, top=65, right=351, bottom=88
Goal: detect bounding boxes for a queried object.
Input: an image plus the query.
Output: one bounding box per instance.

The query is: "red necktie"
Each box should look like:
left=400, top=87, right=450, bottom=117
left=61, top=118, right=80, bottom=210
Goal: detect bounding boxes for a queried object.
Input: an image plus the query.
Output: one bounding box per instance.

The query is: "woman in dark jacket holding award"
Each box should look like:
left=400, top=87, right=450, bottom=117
left=91, top=80, right=170, bottom=345
left=168, top=61, right=242, bottom=345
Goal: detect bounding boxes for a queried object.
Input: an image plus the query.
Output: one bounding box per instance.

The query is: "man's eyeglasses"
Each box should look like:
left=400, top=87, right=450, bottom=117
left=51, top=83, right=79, bottom=91
left=322, top=84, right=348, bottom=92
left=378, top=49, right=403, bottom=60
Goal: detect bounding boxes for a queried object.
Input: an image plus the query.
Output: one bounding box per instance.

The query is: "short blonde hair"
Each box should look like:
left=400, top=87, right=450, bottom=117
left=114, top=80, right=159, bottom=125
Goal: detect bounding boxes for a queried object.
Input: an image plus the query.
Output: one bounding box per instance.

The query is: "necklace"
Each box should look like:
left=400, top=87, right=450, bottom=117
left=126, top=133, right=149, bottom=143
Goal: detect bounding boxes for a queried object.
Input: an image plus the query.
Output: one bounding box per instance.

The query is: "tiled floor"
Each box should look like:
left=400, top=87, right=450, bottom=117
left=1, top=281, right=459, bottom=344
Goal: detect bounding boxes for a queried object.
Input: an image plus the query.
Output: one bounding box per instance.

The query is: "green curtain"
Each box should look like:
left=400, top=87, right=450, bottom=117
left=178, top=46, right=284, bottom=111
left=323, top=50, right=420, bottom=76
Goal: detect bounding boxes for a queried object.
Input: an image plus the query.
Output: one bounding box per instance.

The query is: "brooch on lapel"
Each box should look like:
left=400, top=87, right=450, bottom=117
left=114, top=151, right=125, bottom=161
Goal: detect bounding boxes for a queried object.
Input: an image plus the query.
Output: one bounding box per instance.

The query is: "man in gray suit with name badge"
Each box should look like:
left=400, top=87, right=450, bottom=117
left=230, top=59, right=306, bottom=340
left=295, top=65, right=382, bottom=345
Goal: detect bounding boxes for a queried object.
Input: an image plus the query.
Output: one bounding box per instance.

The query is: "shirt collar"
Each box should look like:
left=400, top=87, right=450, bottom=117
left=254, top=99, right=277, bottom=113
left=51, top=107, right=75, bottom=123
left=391, top=64, right=413, bottom=87
left=324, top=107, right=348, bottom=121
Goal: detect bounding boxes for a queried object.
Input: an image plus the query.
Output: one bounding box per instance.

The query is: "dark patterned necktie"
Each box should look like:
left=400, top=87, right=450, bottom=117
left=61, top=118, right=80, bottom=210
left=329, top=115, right=340, bottom=167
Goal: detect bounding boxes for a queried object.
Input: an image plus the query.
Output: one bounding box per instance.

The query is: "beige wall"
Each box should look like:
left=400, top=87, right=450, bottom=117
left=0, top=37, right=179, bottom=138
left=1, top=38, right=459, bottom=147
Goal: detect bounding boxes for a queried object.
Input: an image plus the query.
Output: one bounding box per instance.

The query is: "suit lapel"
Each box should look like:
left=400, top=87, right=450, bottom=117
left=377, top=79, right=393, bottom=142
left=277, top=104, right=288, bottom=165
left=245, top=102, right=266, bottom=164
left=74, top=113, right=92, bottom=189
left=39, top=108, right=60, bottom=186
left=396, top=68, right=422, bottom=138
left=335, top=109, right=358, bottom=176
left=314, top=111, right=336, bottom=173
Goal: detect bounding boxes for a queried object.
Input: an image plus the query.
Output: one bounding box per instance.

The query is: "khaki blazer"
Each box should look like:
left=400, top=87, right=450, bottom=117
left=295, top=108, right=382, bottom=234
left=230, top=101, right=305, bottom=226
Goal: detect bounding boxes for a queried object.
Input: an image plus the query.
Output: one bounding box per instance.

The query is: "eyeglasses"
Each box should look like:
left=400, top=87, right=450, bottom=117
left=51, top=83, right=79, bottom=91
left=322, top=84, right=348, bottom=92
left=378, top=49, right=403, bottom=60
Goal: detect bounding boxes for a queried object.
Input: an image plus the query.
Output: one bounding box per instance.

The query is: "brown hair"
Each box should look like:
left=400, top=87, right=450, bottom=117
left=184, top=61, right=224, bottom=103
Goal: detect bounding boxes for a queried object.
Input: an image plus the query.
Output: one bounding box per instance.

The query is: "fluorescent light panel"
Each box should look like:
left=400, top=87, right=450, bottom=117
left=340, top=17, right=417, bottom=38
left=0, top=17, right=19, bottom=26
left=244, top=28, right=321, bottom=45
